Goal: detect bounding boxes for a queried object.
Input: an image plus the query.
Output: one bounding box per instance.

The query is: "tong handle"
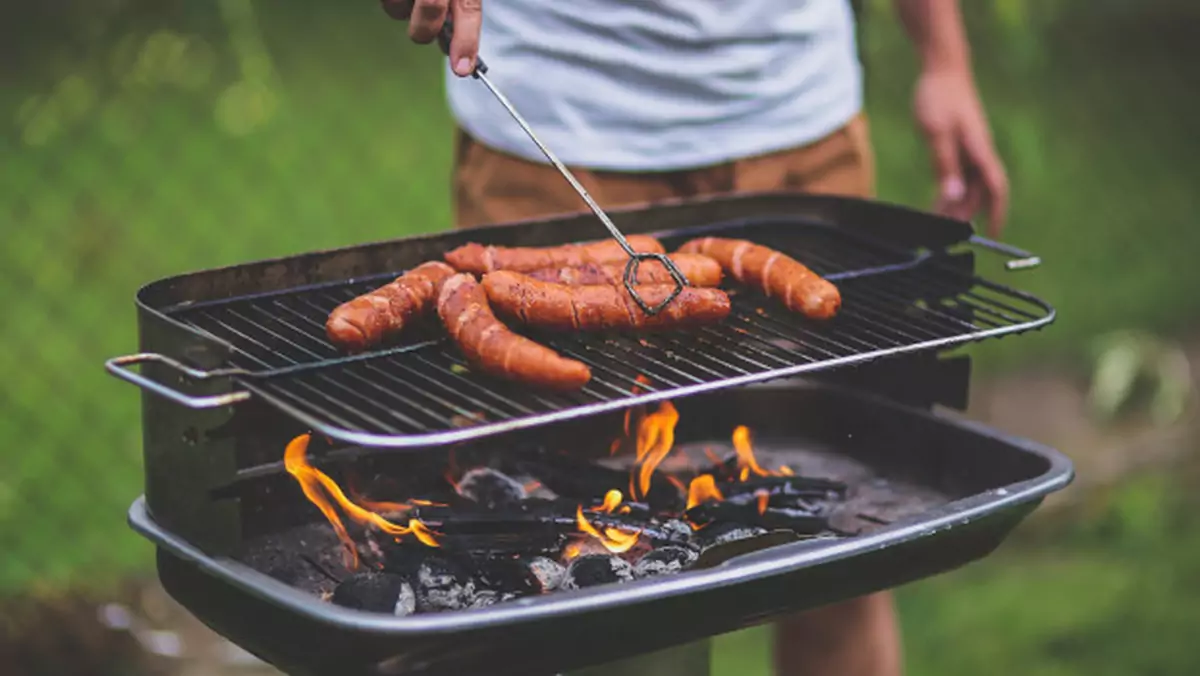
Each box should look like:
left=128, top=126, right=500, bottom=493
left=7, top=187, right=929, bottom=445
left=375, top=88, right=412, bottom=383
left=432, top=18, right=689, bottom=314
left=105, top=353, right=251, bottom=409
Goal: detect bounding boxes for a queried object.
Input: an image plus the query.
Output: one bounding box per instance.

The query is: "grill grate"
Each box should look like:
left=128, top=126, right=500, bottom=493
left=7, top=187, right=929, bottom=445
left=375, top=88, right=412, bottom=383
left=166, top=221, right=1053, bottom=447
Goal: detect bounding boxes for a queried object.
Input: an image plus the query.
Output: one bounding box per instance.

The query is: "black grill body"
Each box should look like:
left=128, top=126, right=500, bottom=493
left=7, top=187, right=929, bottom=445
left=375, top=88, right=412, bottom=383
left=110, top=193, right=1073, bottom=675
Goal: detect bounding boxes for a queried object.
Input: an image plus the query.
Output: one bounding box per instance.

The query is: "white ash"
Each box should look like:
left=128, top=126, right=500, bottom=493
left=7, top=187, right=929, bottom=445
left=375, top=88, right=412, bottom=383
left=457, top=467, right=527, bottom=509
left=633, top=546, right=698, bottom=579
left=658, top=519, right=695, bottom=542
left=415, top=559, right=478, bottom=613
left=528, top=556, right=566, bottom=592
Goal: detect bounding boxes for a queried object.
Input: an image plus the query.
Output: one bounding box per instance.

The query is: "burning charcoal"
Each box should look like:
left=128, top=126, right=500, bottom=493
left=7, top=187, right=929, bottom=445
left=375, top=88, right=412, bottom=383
left=562, top=555, right=635, bottom=590
left=721, top=476, right=848, bottom=506
left=685, top=501, right=828, bottom=536
left=331, top=572, right=416, bottom=617
left=633, top=546, right=698, bottom=579
left=473, top=557, right=547, bottom=596
left=528, top=556, right=567, bottom=592
left=517, top=454, right=682, bottom=511
left=691, top=522, right=769, bottom=551
left=457, top=468, right=528, bottom=510
left=658, top=519, right=695, bottom=543
left=414, top=556, right=480, bottom=613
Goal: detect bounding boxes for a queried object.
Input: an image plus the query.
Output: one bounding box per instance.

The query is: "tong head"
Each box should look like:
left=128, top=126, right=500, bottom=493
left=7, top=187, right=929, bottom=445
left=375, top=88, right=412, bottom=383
left=437, top=18, right=488, bottom=77
left=623, top=253, right=691, bottom=316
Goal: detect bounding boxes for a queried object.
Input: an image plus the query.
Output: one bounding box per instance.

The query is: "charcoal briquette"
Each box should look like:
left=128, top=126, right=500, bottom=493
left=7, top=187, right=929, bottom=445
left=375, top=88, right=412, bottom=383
left=331, top=572, right=416, bottom=617
left=528, top=556, right=566, bottom=592
left=658, top=519, right=695, bottom=543
left=561, top=555, right=635, bottom=590
left=693, top=522, right=768, bottom=550
left=457, top=468, right=527, bottom=510
left=414, top=556, right=479, bottom=613
left=633, top=546, right=698, bottom=578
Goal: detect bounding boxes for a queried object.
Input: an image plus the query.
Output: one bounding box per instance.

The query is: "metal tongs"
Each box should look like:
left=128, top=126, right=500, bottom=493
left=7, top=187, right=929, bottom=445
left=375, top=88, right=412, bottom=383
left=435, top=20, right=690, bottom=315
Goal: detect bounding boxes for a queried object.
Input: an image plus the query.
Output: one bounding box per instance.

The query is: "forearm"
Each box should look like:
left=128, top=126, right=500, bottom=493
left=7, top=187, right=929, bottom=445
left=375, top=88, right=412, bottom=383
left=893, top=0, right=972, bottom=74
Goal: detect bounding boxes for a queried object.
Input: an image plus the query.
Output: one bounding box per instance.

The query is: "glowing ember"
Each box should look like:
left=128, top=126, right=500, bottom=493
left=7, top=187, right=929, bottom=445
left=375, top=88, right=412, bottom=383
left=755, top=490, right=770, bottom=515
left=732, top=425, right=789, bottom=479
left=686, top=474, right=724, bottom=511
left=284, top=434, right=442, bottom=570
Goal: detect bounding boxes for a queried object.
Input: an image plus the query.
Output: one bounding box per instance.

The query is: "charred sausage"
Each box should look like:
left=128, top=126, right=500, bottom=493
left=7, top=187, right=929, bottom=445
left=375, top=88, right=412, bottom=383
left=437, top=273, right=593, bottom=391
left=525, top=253, right=724, bottom=288
left=676, top=237, right=841, bottom=319
left=326, top=261, right=456, bottom=352
left=481, top=271, right=732, bottom=332
left=444, top=235, right=666, bottom=274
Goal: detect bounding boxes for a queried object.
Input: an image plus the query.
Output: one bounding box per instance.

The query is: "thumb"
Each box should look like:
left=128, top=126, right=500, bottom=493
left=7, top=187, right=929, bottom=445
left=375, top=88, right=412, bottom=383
left=929, top=131, right=966, bottom=211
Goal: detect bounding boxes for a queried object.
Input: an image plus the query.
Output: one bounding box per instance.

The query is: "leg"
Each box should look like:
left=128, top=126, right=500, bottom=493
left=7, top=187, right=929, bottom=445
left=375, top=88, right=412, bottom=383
left=730, top=113, right=902, bottom=676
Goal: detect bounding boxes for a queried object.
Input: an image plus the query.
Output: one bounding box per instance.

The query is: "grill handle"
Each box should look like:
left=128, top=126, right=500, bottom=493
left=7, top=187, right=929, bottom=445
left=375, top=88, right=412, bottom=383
left=105, top=353, right=251, bottom=409
left=968, top=235, right=1042, bottom=270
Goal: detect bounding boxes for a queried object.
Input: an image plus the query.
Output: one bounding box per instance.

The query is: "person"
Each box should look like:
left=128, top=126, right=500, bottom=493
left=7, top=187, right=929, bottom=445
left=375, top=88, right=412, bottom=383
left=382, top=1, right=1008, bottom=674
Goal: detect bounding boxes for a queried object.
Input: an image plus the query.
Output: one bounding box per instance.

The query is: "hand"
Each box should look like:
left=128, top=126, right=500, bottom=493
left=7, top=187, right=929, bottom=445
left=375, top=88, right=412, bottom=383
left=381, top=0, right=482, bottom=77
left=913, top=67, right=1009, bottom=238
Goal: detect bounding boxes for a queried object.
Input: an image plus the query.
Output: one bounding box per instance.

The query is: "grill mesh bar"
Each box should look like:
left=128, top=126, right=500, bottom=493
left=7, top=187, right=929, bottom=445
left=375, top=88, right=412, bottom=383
left=167, top=222, right=1053, bottom=447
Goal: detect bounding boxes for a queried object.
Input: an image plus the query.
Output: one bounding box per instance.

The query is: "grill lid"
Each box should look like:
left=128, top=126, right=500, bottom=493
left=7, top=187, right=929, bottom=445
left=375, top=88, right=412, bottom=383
left=107, top=215, right=1053, bottom=449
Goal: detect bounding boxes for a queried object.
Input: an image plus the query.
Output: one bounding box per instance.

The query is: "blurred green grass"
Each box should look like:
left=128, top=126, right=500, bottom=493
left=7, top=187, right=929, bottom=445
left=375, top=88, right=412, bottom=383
left=2, top=2, right=1199, bottom=674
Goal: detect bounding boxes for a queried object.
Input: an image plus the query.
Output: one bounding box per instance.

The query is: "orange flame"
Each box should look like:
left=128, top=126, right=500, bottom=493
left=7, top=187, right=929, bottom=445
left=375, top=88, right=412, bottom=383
left=284, top=434, right=442, bottom=570
left=686, top=474, right=724, bottom=511
left=575, top=489, right=641, bottom=554
left=732, top=425, right=789, bottom=480
left=755, top=489, right=770, bottom=515
left=630, top=401, right=679, bottom=500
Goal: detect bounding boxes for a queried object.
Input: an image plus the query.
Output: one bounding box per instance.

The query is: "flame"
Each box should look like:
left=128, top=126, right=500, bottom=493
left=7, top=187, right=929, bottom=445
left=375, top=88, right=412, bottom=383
left=594, top=489, right=623, bottom=513
left=630, top=401, right=679, bottom=500
left=686, top=474, right=724, bottom=511
left=732, top=425, right=789, bottom=479
left=563, top=542, right=584, bottom=560
left=575, top=505, right=641, bottom=554
left=284, top=434, right=442, bottom=570
left=755, top=489, right=770, bottom=515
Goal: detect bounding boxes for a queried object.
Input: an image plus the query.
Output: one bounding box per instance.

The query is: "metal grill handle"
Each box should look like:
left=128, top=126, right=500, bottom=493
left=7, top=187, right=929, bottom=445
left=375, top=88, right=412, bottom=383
left=435, top=20, right=691, bottom=315
left=105, top=353, right=251, bottom=409
left=968, top=234, right=1042, bottom=271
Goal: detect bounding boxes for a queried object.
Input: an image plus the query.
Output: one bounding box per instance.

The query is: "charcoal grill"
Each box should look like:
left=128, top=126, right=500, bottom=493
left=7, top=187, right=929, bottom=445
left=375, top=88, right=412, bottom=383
left=108, top=193, right=1073, bottom=676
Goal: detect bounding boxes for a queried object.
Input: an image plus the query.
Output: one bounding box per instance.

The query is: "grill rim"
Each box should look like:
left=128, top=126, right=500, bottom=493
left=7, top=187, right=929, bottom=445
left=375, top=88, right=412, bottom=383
left=127, top=381, right=1075, bottom=636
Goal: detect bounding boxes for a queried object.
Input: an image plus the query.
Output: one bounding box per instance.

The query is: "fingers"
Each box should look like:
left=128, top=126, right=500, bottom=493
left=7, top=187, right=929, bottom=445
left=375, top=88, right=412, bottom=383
left=962, top=131, right=1010, bottom=238
left=408, top=0, right=449, bottom=44
left=928, top=130, right=966, bottom=217
left=450, top=0, right=483, bottom=76
left=380, top=0, right=414, bottom=20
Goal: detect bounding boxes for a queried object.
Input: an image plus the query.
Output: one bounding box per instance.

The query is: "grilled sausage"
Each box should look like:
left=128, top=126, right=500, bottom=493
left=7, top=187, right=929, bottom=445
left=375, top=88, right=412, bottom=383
left=444, top=235, right=666, bottom=274
left=481, top=271, right=732, bottom=332
left=326, top=261, right=456, bottom=352
left=677, top=237, right=841, bottom=319
left=525, top=253, right=724, bottom=288
left=437, top=273, right=593, bottom=391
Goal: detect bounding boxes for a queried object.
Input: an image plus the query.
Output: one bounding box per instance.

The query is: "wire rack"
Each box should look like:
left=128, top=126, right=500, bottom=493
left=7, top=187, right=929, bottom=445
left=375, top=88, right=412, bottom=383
left=138, top=221, right=1053, bottom=448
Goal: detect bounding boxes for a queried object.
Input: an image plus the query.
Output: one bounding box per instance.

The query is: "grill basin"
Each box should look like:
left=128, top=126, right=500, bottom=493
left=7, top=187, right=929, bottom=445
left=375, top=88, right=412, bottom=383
left=129, top=381, right=1073, bottom=676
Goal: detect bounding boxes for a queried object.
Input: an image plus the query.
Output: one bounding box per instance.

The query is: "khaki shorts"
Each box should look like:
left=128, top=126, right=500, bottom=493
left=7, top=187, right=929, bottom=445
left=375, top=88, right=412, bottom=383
left=451, top=113, right=876, bottom=229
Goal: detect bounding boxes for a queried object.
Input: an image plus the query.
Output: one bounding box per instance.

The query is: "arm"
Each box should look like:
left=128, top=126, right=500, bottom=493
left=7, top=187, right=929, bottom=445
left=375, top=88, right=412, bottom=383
left=893, top=0, right=1010, bottom=237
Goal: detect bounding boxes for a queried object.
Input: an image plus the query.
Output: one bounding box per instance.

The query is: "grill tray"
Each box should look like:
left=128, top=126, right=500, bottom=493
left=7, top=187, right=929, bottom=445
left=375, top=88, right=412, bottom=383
left=128, top=381, right=1074, bottom=676
left=107, top=194, right=1054, bottom=450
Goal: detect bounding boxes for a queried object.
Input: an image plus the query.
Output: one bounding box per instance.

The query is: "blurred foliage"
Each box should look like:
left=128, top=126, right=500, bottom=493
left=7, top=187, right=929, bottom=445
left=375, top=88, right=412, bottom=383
left=1, top=0, right=1199, bottom=674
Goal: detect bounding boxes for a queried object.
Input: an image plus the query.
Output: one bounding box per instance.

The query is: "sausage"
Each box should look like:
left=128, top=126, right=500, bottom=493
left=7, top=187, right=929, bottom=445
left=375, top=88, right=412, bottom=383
left=525, top=253, right=724, bottom=288
left=444, top=235, right=666, bottom=274
left=676, top=237, right=841, bottom=319
left=326, top=261, right=456, bottom=352
left=481, top=271, right=732, bottom=332
left=437, top=273, right=593, bottom=391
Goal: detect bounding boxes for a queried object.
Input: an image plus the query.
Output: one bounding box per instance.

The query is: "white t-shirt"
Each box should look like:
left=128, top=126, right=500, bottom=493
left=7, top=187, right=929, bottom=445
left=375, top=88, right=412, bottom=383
left=444, top=0, right=864, bottom=172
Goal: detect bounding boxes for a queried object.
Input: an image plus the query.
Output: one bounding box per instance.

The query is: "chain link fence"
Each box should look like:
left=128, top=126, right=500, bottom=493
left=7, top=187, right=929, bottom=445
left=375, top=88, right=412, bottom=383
left=2, top=1, right=1198, bottom=675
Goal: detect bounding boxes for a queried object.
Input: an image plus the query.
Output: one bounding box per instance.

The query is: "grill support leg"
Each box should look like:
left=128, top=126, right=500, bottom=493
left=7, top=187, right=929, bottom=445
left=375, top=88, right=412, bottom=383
left=561, top=638, right=711, bottom=676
